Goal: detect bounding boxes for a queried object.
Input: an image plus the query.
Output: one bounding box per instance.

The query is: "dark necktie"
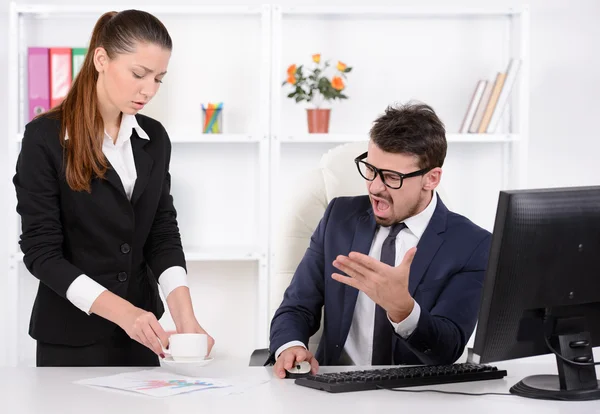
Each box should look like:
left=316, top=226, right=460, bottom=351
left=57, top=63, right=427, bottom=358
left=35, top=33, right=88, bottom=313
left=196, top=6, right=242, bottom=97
left=371, top=222, right=407, bottom=365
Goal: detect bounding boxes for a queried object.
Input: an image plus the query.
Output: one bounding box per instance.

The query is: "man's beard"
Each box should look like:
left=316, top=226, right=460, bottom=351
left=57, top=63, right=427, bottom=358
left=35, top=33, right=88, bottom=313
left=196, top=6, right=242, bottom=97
left=371, top=193, right=423, bottom=227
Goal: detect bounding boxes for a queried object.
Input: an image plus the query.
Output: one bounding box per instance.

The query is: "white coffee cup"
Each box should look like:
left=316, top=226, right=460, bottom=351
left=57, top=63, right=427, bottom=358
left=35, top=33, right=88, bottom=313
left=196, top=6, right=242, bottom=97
left=166, top=333, right=208, bottom=362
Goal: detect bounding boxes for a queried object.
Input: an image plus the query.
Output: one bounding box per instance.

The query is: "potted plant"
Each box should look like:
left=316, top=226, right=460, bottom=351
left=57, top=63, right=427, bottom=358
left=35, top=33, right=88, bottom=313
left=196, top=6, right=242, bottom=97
left=282, top=53, right=352, bottom=133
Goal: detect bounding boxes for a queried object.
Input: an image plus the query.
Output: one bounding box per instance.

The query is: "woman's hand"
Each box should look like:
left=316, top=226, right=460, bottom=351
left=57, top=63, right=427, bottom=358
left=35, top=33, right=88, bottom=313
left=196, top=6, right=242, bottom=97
left=177, top=318, right=215, bottom=357
left=119, top=307, right=170, bottom=357
left=90, top=290, right=169, bottom=357
left=166, top=286, right=215, bottom=356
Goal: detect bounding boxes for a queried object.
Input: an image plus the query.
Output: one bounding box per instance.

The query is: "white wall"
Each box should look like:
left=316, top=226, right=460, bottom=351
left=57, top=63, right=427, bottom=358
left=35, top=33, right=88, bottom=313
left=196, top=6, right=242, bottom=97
left=1, top=0, right=600, bottom=366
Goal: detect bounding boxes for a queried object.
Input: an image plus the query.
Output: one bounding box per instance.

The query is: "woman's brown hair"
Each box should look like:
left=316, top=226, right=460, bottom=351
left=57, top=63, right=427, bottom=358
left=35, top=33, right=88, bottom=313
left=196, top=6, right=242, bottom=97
left=44, top=10, right=172, bottom=192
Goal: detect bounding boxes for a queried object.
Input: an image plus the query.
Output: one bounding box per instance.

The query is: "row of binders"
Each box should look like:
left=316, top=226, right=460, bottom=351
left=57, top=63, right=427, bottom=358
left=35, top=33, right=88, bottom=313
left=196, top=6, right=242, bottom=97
left=28, top=47, right=87, bottom=122
left=459, top=58, right=521, bottom=134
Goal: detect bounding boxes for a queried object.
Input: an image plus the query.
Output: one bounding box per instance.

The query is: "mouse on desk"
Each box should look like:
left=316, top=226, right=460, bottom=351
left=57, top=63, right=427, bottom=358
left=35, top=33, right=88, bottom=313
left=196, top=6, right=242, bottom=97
left=285, top=360, right=312, bottom=379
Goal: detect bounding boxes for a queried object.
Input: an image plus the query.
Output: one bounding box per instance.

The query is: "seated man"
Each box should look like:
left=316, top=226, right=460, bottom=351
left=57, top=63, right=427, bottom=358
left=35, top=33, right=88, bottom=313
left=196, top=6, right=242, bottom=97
left=268, top=102, right=491, bottom=379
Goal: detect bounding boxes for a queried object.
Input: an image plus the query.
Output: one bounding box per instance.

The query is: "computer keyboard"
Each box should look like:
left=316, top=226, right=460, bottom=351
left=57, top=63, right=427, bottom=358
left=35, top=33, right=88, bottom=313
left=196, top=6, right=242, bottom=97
left=295, top=363, right=507, bottom=393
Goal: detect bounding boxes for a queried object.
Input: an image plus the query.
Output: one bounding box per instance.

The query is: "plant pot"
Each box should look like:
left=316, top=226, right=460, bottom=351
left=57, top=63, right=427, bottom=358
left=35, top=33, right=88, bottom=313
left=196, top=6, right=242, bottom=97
left=306, top=108, right=331, bottom=133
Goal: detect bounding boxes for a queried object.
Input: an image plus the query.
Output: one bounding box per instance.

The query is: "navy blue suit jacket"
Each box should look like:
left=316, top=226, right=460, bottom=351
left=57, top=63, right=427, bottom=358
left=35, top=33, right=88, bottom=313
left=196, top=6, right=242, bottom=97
left=269, top=194, right=491, bottom=366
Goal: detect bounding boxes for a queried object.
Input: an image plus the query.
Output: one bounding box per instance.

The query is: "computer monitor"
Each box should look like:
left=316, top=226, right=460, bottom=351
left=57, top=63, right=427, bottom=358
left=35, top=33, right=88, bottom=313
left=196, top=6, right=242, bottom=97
left=470, top=186, right=600, bottom=401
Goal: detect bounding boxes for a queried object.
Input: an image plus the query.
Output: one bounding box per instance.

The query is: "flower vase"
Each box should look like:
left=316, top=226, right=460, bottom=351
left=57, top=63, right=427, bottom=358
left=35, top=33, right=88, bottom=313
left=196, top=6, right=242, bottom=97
left=306, top=108, right=331, bottom=133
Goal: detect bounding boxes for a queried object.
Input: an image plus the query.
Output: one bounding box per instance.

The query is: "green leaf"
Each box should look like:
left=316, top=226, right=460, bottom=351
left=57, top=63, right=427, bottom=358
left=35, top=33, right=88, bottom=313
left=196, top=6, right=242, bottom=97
left=295, top=95, right=305, bottom=103
left=318, top=77, right=331, bottom=88
left=287, top=92, right=296, bottom=98
left=344, top=67, right=352, bottom=73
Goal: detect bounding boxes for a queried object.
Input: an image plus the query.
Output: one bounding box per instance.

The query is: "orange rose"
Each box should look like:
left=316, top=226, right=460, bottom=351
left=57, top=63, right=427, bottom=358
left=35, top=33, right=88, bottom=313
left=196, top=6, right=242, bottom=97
left=331, top=76, right=344, bottom=91
left=287, top=64, right=297, bottom=76
left=336, top=61, right=347, bottom=71
left=312, top=54, right=321, bottom=63
left=287, top=75, right=297, bottom=85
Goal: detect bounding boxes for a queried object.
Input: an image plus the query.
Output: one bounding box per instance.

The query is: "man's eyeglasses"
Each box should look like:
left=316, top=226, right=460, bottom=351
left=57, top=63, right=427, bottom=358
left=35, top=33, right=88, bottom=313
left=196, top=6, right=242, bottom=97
left=354, top=152, right=432, bottom=190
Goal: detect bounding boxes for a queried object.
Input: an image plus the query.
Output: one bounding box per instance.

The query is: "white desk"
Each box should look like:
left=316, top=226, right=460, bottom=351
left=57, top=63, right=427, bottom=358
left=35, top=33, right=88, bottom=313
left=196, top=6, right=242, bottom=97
left=1, top=356, right=599, bottom=414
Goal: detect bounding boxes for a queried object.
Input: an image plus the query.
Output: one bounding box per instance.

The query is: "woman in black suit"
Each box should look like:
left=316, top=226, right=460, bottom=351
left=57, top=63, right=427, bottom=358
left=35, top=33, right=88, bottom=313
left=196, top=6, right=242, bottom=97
left=13, top=9, right=214, bottom=366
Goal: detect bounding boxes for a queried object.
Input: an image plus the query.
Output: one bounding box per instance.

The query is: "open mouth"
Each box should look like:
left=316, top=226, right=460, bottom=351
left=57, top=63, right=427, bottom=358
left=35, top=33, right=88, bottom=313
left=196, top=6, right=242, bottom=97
left=371, top=195, right=392, bottom=217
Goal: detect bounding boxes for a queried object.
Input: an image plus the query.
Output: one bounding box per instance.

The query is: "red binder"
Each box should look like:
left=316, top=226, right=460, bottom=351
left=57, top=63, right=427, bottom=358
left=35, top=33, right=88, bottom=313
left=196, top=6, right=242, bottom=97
left=49, top=48, right=72, bottom=108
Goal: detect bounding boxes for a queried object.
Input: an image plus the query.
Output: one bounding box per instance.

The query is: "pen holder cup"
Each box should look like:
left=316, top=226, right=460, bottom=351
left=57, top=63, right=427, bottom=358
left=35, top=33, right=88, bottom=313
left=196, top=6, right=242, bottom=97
left=202, top=107, right=223, bottom=134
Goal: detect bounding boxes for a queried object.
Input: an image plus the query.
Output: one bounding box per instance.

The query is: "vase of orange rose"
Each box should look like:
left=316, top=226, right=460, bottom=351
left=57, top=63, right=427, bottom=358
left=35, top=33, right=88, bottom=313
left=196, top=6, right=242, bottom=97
left=283, top=53, right=352, bottom=133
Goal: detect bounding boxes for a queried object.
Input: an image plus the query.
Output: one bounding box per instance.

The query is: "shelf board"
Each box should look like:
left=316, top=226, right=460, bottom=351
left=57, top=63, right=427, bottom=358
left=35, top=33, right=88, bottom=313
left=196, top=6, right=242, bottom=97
left=280, top=6, right=525, bottom=17
left=15, top=132, right=519, bottom=144
left=11, top=248, right=263, bottom=264
left=170, top=134, right=263, bottom=144
left=15, top=4, right=265, bottom=16
left=15, top=133, right=263, bottom=144
left=447, top=133, right=520, bottom=143
left=185, top=247, right=264, bottom=262
left=279, top=134, right=368, bottom=143
left=279, top=133, right=520, bottom=144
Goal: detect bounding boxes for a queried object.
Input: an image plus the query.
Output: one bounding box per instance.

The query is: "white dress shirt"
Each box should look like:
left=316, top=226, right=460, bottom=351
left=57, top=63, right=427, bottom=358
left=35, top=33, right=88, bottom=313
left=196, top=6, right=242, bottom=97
left=65, top=114, right=188, bottom=314
left=276, top=192, right=438, bottom=363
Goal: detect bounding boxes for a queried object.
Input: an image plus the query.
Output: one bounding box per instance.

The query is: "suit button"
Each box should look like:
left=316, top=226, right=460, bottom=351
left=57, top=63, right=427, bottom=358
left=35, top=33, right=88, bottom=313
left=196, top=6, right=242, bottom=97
left=117, top=272, right=128, bottom=282
left=120, top=243, right=131, bottom=254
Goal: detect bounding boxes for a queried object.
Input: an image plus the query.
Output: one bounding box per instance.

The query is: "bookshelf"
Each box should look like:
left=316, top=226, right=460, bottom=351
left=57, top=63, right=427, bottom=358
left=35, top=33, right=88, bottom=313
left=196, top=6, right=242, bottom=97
left=4, top=3, right=529, bottom=367
left=269, top=5, right=529, bottom=314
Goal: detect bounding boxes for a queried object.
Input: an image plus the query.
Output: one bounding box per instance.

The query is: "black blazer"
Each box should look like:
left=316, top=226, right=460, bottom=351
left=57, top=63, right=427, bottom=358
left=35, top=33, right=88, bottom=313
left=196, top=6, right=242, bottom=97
left=13, top=114, right=187, bottom=346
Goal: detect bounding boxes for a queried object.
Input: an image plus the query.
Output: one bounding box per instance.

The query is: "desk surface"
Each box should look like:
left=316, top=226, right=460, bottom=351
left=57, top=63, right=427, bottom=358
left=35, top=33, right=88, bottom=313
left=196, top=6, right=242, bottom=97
left=1, top=356, right=599, bottom=414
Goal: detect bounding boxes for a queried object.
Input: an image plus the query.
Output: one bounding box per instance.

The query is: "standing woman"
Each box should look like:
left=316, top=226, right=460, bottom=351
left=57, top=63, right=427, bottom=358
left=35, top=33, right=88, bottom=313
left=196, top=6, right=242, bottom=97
left=13, top=9, right=214, bottom=366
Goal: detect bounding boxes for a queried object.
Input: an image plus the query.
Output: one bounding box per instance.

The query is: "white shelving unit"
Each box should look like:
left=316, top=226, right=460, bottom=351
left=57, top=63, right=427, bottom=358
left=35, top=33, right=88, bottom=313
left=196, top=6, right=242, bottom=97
left=4, top=3, right=530, bottom=367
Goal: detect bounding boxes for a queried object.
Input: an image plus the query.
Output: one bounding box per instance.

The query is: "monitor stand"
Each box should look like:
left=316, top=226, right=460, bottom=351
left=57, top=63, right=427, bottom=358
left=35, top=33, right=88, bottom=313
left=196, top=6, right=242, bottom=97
left=510, top=331, right=600, bottom=401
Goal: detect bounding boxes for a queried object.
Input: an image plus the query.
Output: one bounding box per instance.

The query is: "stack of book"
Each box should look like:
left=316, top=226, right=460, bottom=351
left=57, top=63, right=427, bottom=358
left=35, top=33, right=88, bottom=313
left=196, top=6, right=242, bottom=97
left=27, top=47, right=87, bottom=121
left=459, top=59, right=521, bottom=134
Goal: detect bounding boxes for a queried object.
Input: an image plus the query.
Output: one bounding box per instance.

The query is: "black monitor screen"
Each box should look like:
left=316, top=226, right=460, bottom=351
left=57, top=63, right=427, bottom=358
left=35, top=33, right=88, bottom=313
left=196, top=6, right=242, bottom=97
left=473, top=186, right=600, bottom=364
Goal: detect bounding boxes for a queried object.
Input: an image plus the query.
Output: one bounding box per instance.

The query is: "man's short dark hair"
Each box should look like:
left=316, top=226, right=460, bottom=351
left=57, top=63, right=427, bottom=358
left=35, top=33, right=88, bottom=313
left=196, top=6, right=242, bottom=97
left=369, top=102, right=447, bottom=169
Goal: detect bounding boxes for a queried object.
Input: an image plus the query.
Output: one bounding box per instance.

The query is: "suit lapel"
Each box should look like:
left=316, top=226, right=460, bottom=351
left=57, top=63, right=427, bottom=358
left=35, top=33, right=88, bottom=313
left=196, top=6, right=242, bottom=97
left=104, top=161, right=127, bottom=198
left=340, top=211, right=377, bottom=340
left=130, top=131, right=153, bottom=206
left=408, top=195, right=448, bottom=295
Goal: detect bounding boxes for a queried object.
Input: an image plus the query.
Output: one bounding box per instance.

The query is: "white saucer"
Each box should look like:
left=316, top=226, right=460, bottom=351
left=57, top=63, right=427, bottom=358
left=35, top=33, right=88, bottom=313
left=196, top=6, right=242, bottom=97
left=160, top=356, right=214, bottom=376
left=162, top=356, right=213, bottom=366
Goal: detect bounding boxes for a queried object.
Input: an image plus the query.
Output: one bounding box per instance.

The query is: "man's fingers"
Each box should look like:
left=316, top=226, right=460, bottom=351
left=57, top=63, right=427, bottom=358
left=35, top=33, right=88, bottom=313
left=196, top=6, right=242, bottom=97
left=333, top=256, right=372, bottom=282
left=274, top=348, right=318, bottom=379
left=331, top=273, right=359, bottom=289
left=309, top=356, right=319, bottom=375
left=401, top=247, right=417, bottom=269
left=284, top=350, right=300, bottom=370
left=348, top=251, right=387, bottom=272
left=294, top=350, right=307, bottom=362
left=275, top=359, right=287, bottom=379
